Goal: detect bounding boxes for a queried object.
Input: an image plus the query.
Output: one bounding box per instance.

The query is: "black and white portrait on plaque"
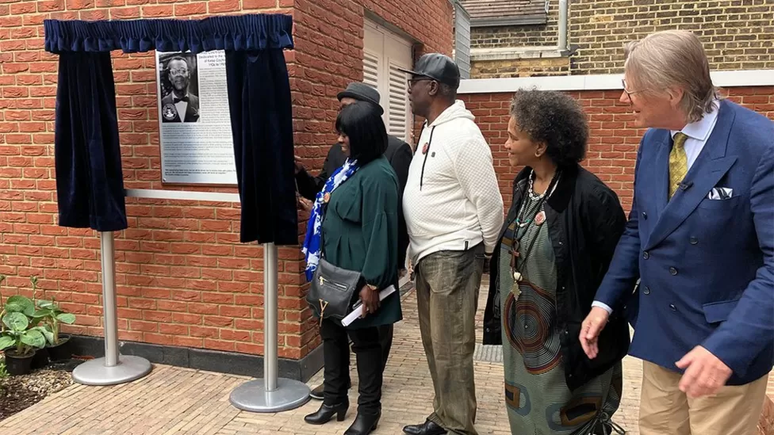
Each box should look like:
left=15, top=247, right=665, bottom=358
left=158, top=52, right=200, bottom=123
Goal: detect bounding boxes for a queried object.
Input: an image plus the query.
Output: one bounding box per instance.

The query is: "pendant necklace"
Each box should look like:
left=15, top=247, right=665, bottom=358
left=511, top=170, right=561, bottom=283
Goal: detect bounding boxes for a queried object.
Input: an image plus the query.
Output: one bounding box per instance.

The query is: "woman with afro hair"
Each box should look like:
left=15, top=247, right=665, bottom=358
left=482, top=89, right=631, bottom=434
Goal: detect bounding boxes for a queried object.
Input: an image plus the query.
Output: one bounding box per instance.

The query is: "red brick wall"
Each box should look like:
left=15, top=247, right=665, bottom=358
left=0, top=0, right=452, bottom=360
left=460, top=86, right=774, bottom=212
left=292, top=0, right=454, bottom=169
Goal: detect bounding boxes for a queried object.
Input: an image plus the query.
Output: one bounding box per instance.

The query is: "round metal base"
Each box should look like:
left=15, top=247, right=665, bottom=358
left=230, top=378, right=311, bottom=413
left=72, top=355, right=152, bottom=386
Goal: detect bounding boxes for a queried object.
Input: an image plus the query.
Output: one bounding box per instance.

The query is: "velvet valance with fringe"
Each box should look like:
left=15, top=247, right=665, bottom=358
left=44, top=14, right=294, bottom=54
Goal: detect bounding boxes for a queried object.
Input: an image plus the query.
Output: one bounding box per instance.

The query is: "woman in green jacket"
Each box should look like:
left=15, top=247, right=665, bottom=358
left=302, top=102, right=401, bottom=435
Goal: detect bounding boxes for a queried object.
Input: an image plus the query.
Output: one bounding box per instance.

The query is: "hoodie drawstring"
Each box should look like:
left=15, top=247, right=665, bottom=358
left=419, top=126, right=436, bottom=191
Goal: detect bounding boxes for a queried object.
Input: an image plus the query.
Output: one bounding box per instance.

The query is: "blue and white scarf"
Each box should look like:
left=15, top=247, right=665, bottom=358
left=302, top=158, right=360, bottom=282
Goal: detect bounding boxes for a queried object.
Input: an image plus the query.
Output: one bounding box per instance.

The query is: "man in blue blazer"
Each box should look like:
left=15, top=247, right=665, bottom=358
left=580, top=30, right=773, bottom=435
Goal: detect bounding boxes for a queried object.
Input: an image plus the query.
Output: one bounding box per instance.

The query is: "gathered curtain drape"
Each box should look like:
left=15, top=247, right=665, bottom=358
left=54, top=50, right=127, bottom=232
left=44, top=14, right=298, bottom=244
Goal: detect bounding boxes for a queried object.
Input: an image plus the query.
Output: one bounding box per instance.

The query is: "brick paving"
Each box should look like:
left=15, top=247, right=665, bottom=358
left=3, top=282, right=767, bottom=435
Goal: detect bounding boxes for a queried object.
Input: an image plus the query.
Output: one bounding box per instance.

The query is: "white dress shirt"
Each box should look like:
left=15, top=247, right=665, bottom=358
left=174, top=95, right=189, bottom=123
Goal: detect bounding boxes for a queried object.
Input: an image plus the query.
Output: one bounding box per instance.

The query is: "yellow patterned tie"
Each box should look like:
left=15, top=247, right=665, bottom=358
left=669, top=132, right=689, bottom=199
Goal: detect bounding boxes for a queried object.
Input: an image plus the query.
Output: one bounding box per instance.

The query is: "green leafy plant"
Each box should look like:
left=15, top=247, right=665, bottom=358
left=0, top=276, right=54, bottom=355
left=29, top=275, right=43, bottom=309
left=2, top=295, right=35, bottom=319
left=0, top=294, right=47, bottom=355
left=30, top=275, right=39, bottom=299
left=0, top=358, right=8, bottom=378
left=0, top=309, right=46, bottom=356
left=34, top=299, right=74, bottom=345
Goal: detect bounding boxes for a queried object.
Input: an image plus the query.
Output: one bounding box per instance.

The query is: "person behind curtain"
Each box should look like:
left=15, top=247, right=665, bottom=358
left=302, top=102, right=401, bottom=435
left=294, top=82, right=413, bottom=401
left=482, top=89, right=630, bottom=435
left=581, top=30, right=774, bottom=435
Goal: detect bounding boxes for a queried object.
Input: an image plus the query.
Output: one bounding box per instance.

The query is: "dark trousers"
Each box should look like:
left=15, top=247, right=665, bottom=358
left=321, top=319, right=391, bottom=414
left=378, top=324, right=393, bottom=368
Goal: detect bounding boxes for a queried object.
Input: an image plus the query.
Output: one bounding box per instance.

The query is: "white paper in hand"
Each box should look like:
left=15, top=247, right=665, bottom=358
left=341, top=285, right=397, bottom=327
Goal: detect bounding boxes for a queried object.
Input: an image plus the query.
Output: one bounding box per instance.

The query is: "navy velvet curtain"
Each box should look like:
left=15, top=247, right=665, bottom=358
left=55, top=51, right=127, bottom=232
left=44, top=15, right=297, bottom=244
left=226, top=50, right=297, bottom=245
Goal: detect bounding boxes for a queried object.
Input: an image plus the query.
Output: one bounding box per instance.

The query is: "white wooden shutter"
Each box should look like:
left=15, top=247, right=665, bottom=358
left=387, top=63, right=409, bottom=139
left=363, top=51, right=380, bottom=89
left=364, top=20, right=412, bottom=143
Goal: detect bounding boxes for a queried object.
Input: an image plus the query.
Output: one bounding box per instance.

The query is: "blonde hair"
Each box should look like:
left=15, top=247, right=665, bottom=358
left=624, top=30, right=718, bottom=123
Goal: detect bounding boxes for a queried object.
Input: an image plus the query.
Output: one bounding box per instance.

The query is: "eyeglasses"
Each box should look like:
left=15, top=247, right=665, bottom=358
left=407, top=77, right=433, bottom=90
left=621, top=79, right=644, bottom=101
left=169, top=68, right=189, bottom=76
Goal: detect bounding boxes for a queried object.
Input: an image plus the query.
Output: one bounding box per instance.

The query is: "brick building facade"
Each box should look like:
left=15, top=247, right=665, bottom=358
left=0, top=0, right=452, bottom=377
left=458, top=0, right=774, bottom=245
left=458, top=84, right=774, bottom=212
left=465, top=0, right=774, bottom=78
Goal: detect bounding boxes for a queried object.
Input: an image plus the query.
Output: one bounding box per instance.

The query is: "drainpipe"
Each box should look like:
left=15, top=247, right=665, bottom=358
left=558, top=0, right=569, bottom=52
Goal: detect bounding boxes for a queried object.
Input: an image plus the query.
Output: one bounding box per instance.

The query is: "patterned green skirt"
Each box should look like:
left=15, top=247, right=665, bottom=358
left=498, top=203, right=623, bottom=435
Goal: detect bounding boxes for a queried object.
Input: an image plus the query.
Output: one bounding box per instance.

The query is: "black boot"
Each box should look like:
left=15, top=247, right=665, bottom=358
left=303, top=400, right=349, bottom=425
left=344, top=411, right=380, bottom=435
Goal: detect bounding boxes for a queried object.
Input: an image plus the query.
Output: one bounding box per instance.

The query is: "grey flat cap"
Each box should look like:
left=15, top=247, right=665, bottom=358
left=337, top=82, right=384, bottom=114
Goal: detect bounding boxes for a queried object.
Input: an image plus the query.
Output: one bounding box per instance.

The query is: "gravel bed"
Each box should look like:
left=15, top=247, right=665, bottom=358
left=0, top=361, right=77, bottom=421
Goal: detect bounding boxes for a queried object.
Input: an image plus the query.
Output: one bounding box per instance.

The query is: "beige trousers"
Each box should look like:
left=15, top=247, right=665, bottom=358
left=415, top=245, right=485, bottom=435
left=639, top=360, right=768, bottom=435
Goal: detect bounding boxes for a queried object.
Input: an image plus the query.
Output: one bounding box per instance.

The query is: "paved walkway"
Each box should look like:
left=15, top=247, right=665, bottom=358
left=0, top=284, right=649, bottom=435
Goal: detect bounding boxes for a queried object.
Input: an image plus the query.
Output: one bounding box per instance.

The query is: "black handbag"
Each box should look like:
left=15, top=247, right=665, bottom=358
left=307, top=257, right=361, bottom=326
left=306, top=200, right=361, bottom=326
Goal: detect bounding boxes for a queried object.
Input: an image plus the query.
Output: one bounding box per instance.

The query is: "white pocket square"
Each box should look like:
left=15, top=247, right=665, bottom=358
left=708, top=187, right=733, bottom=200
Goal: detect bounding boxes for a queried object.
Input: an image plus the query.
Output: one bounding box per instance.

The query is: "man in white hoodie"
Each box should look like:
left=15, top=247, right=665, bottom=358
left=399, top=54, right=504, bottom=435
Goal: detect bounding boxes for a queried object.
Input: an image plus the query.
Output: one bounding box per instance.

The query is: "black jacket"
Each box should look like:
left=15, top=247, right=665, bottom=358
left=483, top=164, right=631, bottom=391
left=160, top=92, right=200, bottom=123
left=296, top=135, right=413, bottom=267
